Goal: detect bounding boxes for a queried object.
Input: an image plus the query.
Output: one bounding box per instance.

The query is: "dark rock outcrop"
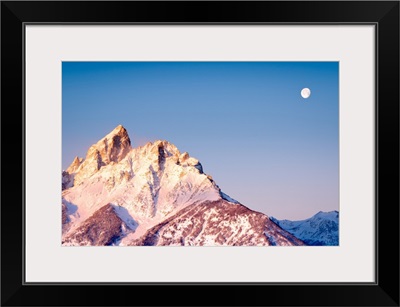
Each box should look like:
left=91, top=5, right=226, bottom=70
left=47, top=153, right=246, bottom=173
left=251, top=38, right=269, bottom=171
left=63, top=204, right=129, bottom=246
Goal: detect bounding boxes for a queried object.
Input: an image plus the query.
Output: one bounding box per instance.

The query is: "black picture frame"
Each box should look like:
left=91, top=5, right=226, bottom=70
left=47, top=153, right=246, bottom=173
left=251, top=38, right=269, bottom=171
left=1, top=1, right=399, bottom=306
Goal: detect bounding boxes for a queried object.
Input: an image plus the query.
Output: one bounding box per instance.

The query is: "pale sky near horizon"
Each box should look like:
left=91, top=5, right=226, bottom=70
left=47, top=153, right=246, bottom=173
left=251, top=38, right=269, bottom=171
left=62, top=62, right=339, bottom=220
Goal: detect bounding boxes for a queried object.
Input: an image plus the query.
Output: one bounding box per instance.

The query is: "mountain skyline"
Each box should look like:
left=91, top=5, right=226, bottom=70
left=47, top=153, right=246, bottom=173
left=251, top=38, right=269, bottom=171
left=62, top=125, right=338, bottom=246
left=62, top=61, right=338, bottom=220
left=62, top=124, right=238, bottom=245
left=271, top=211, right=339, bottom=246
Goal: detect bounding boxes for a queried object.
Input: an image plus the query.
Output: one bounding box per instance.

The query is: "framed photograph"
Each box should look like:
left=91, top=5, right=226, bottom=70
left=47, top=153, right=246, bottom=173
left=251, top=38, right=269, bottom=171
left=1, top=1, right=399, bottom=306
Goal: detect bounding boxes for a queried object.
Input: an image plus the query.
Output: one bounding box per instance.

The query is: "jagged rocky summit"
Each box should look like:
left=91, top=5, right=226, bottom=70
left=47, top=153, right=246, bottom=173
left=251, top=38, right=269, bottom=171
left=62, top=125, right=307, bottom=246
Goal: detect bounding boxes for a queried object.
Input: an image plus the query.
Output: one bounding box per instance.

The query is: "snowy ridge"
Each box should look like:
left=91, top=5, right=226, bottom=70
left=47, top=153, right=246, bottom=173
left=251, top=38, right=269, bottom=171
left=220, top=191, right=240, bottom=204
left=270, top=211, right=339, bottom=246
left=129, top=200, right=304, bottom=246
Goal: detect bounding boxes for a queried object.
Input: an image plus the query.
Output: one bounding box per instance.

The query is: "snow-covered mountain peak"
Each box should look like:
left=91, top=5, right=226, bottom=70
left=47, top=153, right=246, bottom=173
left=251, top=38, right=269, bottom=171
left=62, top=127, right=238, bottom=240
left=313, top=210, right=339, bottom=221
left=270, top=210, right=339, bottom=246
left=62, top=126, right=338, bottom=246
left=142, top=139, right=181, bottom=160
left=66, top=125, right=132, bottom=185
left=94, top=124, right=131, bottom=164
left=66, top=156, right=83, bottom=173
left=109, top=124, right=126, bottom=135
left=133, top=140, right=204, bottom=174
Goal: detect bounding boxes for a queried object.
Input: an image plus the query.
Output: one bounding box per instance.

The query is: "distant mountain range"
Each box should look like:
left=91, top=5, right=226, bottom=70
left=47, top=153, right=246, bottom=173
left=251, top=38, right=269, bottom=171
left=270, top=211, right=339, bottom=246
left=62, top=125, right=338, bottom=246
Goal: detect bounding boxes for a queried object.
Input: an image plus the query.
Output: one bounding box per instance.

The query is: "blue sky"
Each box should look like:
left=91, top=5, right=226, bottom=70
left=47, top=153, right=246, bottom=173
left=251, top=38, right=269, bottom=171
left=62, top=62, right=339, bottom=220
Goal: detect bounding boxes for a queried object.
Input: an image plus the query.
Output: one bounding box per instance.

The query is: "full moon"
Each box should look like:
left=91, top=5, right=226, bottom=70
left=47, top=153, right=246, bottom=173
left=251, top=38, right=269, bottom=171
left=301, top=88, right=311, bottom=99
